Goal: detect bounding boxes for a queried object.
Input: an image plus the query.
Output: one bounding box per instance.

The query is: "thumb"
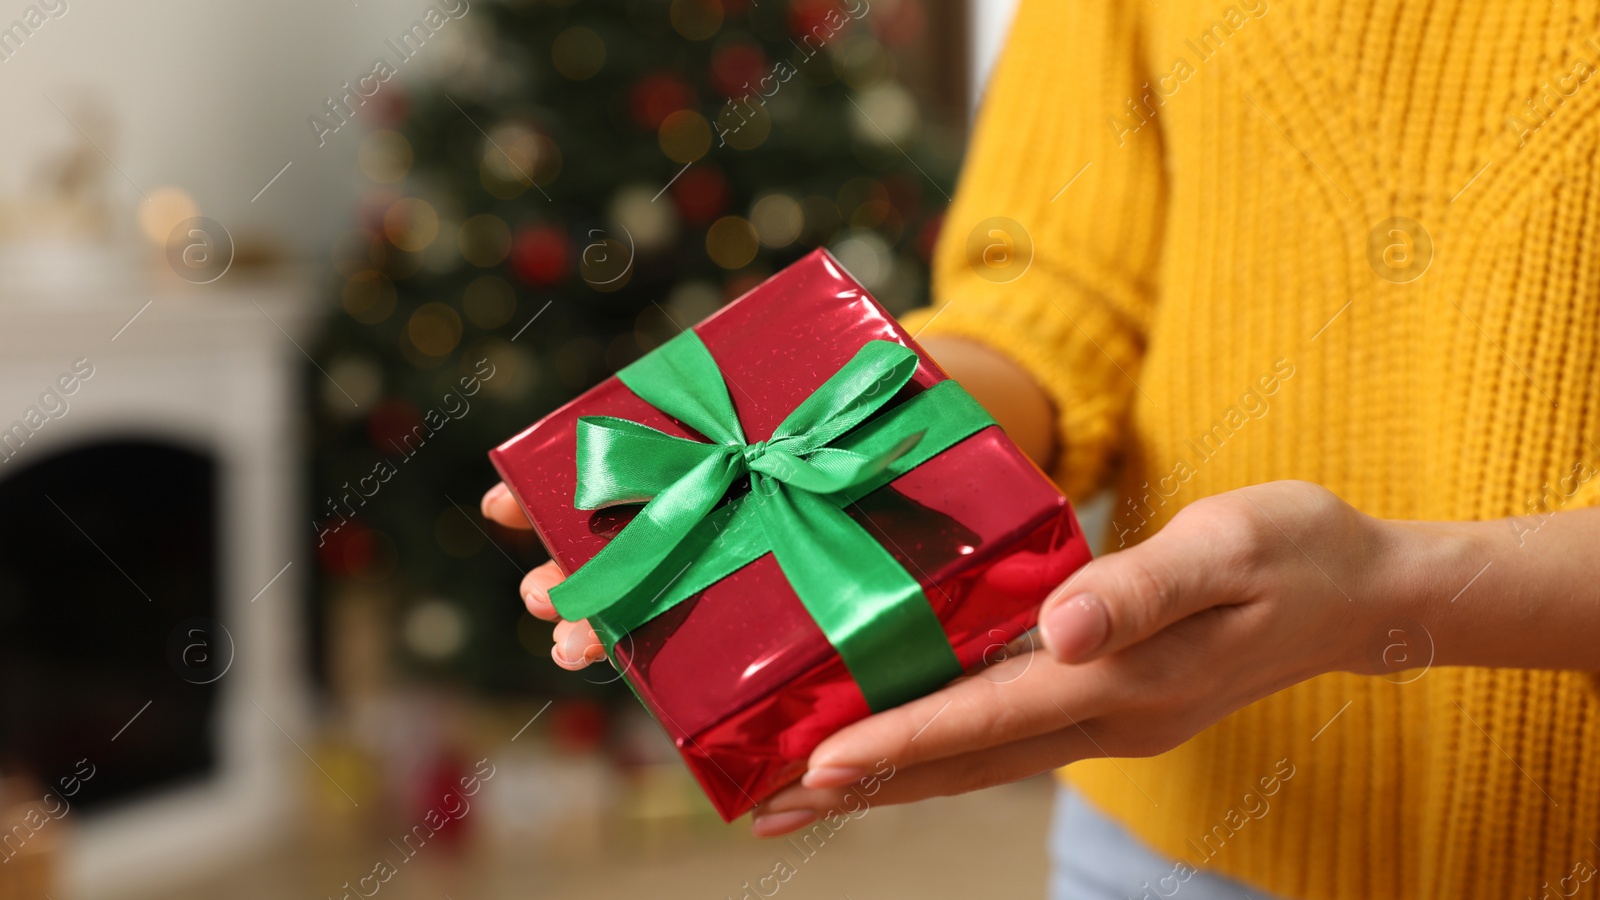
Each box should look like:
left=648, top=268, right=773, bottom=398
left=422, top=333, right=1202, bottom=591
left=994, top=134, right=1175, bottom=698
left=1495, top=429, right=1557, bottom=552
left=1037, top=524, right=1228, bottom=664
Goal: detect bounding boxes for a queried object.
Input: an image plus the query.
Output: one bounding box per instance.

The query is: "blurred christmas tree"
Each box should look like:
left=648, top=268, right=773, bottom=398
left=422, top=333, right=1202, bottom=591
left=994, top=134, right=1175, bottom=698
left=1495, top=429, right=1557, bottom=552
left=309, top=0, right=960, bottom=699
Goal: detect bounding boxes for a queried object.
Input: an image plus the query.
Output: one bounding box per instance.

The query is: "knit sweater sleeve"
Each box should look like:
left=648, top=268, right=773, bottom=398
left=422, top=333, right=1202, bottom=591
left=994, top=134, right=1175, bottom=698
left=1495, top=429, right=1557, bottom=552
left=902, top=0, right=1163, bottom=501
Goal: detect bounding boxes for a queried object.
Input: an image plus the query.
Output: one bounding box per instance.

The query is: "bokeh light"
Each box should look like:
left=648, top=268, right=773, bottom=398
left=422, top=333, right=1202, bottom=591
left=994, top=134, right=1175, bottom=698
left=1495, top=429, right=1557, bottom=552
left=458, top=213, right=512, bottom=267
left=480, top=122, right=561, bottom=199
left=462, top=275, right=517, bottom=329
left=658, top=109, right=712, bottom=163
left=670, top=0, right=723, bottom=40
left=552, top=26, right=606, bottom=80
left=750, top=192, right=803, bottom=248
left=666, top=278, right=724, bottom=325
left=322, top=356, right=384, bottom=413
left=609, top=184, right=679, bottom=252
left=382, top=198, right=440, bottom=252
left=358, top=130, right=413, bottom=184
left=705, top=215, right=758, bottom=269
left=403, top=600, right=466, bottom=660
left=715, top=100, right=770, bottom=150
left=137, top=186, right=200, bottom=245
left=342, top=270, right=398, bottom=324
left=830, top=228, right=894, bottom=290
left=406, top=302, right=464, bottom=357
left=849, top=83, right=919, bottom=146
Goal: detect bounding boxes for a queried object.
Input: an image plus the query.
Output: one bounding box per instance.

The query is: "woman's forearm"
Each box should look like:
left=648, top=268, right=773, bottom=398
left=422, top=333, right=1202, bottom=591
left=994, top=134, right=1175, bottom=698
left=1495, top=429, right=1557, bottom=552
left=1387, top=505, right=1600, bottom=672
left=920, top=337, right=1058, bottom=468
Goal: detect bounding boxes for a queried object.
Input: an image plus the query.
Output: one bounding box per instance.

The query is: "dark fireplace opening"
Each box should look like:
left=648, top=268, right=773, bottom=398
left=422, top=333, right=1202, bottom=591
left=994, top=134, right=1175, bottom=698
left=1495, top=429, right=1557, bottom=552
left=0, top=439, right=220, bottom=812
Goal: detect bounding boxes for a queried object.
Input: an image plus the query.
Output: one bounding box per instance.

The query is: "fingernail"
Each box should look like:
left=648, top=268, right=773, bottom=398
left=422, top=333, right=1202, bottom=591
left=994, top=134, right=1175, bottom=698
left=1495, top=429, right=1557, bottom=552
left=560, top=627, right=597, bottom=663
left=481, top=483, right=509, bottom=515
left=801, top=766, right=865, bottom=789
left=524, top=585, right=548, bottom=607
left=1042, top=592, right=1108, bottom=662
left=751, top=809, right=817, bottom=838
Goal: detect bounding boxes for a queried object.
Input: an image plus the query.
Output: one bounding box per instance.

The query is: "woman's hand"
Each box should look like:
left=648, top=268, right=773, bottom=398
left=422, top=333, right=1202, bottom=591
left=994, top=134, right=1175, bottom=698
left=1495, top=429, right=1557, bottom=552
left=480, top=482, right=606, bottom=670
left=748, top=480, right=1406, bottom=836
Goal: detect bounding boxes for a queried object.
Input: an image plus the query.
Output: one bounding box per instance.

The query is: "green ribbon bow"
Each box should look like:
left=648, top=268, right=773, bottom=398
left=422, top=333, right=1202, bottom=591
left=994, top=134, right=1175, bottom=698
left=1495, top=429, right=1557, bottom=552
left=549, top=330, right=996, bottom=712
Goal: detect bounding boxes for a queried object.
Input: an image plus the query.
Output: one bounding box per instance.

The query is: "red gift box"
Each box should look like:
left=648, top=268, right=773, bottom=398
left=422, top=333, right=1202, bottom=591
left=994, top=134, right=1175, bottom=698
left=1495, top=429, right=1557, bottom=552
left=490, top=249, right=1091, bottom=821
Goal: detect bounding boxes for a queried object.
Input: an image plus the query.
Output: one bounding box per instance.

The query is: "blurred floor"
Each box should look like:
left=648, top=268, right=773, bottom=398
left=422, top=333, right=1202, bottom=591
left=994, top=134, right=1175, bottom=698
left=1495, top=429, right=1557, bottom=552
left=119, top=778, right=1054, bottom=900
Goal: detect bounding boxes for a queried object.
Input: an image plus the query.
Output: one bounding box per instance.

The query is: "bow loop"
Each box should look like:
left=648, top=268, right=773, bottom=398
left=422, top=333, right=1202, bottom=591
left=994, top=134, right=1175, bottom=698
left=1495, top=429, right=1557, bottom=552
left=769, top=341, right=921, bottom=454
left=616, top=329, right=746, bottom=446
left=573, top=416, right=732, bottom=510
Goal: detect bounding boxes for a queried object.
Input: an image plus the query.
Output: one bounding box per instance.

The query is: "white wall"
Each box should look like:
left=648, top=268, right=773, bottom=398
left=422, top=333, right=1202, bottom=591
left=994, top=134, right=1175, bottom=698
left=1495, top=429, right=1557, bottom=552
left=0, top=0, right=479, bottom=258
left=968, top=0, right=1020, bottom=112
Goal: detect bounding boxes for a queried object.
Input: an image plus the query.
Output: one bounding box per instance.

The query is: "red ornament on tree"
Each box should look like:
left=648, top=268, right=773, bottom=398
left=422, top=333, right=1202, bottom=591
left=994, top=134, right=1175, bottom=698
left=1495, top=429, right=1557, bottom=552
left=787, top=0, right=854, bottom=39
left=317, top=519, right=375, bottom=577
left=670, top=166, right=730, bottom=225
left=710, top=42, right=767, bottom=98
left=512, top=226, right=570, bottom=285
left=367, top=399, right=425, bottom=454
left=629, top=73, right=695, bottom=130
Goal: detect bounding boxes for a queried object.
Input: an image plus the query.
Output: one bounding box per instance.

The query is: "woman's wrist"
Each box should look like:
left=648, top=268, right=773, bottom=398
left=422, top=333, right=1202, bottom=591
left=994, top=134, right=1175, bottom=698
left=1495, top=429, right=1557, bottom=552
left=918, top=336, right=1058, bottom=468
left=1365, top=517, right=1493, bottom=673
left=1373, top=509, right=1600, bottom=673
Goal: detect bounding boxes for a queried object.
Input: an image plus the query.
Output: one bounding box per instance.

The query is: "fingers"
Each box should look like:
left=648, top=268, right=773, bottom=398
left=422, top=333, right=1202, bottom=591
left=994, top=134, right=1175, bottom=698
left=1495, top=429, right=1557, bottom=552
left=481, top=482, right=534, bottom=530
left=551, top=618, right=605, bottom=669
left=484, top=485, right=606, bottom=671
left=520, top=561, right=566, bottom=620
left=1037, top=517, right=1238, bottom=664
left=753, top=726, right=1096, bottom=836
left=521, top=562, right=604, bottom=670
left=799, top=649, right=1114, bottom=784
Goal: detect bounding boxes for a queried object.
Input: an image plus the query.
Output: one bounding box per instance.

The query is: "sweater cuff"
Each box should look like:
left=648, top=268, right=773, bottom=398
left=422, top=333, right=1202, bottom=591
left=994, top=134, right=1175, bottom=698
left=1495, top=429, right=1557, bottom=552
left=900, top=292, right=1141, bottom=502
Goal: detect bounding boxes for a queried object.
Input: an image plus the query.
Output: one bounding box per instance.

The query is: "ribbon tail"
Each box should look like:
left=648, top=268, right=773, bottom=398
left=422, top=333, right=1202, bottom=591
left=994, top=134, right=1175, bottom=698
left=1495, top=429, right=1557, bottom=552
left=750, top=477, right=963, bottom=712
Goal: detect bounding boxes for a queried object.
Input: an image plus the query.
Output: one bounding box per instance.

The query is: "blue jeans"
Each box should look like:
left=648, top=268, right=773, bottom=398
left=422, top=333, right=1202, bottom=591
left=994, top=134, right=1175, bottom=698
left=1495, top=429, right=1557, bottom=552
left=1049, top=787, right=1289, bottom=900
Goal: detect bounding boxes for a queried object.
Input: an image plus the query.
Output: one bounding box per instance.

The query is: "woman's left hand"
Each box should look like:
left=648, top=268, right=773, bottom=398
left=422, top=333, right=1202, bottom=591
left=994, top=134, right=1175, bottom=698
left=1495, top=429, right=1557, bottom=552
left=750, top=480, right=1408, bottom=837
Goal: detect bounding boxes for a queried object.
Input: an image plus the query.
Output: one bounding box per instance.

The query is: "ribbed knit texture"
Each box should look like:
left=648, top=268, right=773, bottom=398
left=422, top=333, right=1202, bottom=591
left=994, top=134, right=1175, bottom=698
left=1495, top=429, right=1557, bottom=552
left=904, top=1, right=1600, bottom=897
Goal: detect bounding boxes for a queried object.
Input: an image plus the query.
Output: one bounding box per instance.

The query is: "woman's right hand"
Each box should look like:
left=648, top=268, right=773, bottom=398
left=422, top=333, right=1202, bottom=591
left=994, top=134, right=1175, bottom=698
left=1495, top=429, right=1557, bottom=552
left=480, top=482, right=604, bottom=670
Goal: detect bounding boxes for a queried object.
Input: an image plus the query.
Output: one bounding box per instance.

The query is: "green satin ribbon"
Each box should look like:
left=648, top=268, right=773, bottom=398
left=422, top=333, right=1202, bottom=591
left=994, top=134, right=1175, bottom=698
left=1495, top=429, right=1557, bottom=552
left=549, top=329, right=996, bottom=712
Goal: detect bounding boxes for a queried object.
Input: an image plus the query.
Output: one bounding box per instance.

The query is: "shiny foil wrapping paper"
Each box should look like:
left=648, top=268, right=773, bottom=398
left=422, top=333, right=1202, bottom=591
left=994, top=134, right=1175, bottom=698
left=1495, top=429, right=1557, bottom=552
left=490, top=250, right=1092, bottom=821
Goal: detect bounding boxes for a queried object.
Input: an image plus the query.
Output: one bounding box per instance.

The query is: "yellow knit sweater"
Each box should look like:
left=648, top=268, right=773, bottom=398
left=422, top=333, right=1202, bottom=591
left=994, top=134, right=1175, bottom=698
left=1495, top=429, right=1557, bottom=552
left=905, top=1, right=1600, bottom=897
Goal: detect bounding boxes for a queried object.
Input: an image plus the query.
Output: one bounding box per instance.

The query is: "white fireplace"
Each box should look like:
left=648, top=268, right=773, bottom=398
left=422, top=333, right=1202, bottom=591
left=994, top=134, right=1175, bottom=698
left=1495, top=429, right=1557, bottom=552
left=0, top=268, right=320, bottom=898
